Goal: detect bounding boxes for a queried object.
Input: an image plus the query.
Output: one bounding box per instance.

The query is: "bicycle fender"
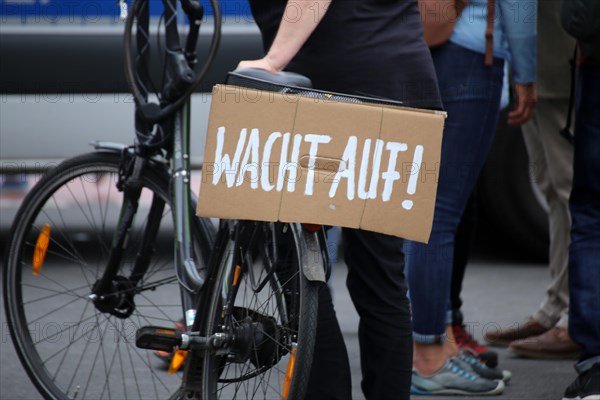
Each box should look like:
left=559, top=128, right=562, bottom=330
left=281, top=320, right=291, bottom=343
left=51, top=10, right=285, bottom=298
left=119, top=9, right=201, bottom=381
left=291, top=223, right=327, bottom=283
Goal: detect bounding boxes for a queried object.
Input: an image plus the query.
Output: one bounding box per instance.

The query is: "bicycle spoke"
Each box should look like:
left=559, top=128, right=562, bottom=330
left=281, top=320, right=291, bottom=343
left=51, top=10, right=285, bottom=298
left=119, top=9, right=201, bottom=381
left=98, top=322, right=115, bottom=400
left=22, top=282, right=90, bottom=305
left=64, top=181, right=111, bottom=256
left=99, top=312, right=173, bottom=396
left=26, top=296, right=83, bottom=325
left=35, top=313, right=97, bottom=347
left=27, top=268, right=91, bottom=300
left=80, top=314, right=110, bottom=400
left=51, top=300, right=93, bottom=382
left=137, top=291, right=178, bottom=324
left=143, top=257, right=175, bottom=285
left=133, top=313, right=162, bottom=400
left=115, top=323, right=128, bottom=400
left=46, top=196, right=95, bottom=280
left=125, top=332, right=144, bottom=400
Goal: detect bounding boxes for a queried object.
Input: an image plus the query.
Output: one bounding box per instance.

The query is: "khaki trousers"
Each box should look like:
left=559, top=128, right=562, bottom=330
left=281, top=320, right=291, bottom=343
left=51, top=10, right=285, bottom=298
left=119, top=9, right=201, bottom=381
left=521, top=98, right=573, bottom=329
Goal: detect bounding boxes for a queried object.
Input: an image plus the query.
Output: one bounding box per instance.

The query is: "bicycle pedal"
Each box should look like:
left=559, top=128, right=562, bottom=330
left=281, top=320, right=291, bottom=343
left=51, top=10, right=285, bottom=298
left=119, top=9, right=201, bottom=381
left=136, top=326, right=183, bottom=352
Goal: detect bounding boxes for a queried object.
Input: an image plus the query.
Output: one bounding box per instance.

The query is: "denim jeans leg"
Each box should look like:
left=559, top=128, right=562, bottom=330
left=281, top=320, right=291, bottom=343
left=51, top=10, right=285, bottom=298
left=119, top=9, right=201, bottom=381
left=568, top=63, right=600, bottom=362
left=405, top=42, right=504, bottom=343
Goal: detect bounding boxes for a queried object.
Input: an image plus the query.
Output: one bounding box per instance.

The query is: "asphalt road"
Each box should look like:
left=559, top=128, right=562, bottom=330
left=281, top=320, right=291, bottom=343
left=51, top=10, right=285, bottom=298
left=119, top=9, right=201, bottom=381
left=0, top=183, right=575, bottom=400
left=332, top=259, right=576, bottom=400
left=1, top=253, right=576, bottom=400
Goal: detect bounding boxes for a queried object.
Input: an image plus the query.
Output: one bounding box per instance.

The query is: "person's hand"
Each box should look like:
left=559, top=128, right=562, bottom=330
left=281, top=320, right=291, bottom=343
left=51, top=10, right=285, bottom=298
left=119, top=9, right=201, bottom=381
left=236, top=55, right=281, bottom=74
left=507, top=83, right=537, bottom=126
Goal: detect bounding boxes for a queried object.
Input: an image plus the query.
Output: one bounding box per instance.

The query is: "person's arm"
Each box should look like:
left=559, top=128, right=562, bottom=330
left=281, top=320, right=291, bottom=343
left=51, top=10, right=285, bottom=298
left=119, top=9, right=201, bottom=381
left=238, top=0, right=332, bottom=73
left=498, top=0, right=538, bottom=126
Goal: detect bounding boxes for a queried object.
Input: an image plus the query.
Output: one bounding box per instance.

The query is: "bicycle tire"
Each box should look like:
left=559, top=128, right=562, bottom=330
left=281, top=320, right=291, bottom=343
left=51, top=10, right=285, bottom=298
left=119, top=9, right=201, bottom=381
left=3, top=151, right=214, bottom=400
left=196, top=222, right=320, bottom=400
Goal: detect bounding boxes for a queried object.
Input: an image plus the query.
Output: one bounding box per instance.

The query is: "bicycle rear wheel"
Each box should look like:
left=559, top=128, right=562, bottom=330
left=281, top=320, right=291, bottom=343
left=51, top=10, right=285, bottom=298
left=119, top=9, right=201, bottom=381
left=3, top=151, right=213, bottom=400
left=196, top=222, right=321, bottom=400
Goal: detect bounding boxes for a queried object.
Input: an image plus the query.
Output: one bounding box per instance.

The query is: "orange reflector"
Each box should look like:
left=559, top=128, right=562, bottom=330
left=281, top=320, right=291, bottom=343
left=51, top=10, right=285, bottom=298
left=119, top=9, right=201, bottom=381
left=233, top=265, right=242, bottom=286
left=282, top=344, right=297, bottom=400
left=33, top=224, right=51, bottom=275
left=168, top=349, right=188, bottom=375
left=155, top=328, right=176, bottom=335
left=301, top=223, right=322, bottom=233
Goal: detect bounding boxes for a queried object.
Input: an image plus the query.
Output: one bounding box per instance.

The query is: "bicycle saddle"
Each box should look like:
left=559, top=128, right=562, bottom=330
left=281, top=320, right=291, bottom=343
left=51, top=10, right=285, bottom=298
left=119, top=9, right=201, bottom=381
left=227, top=67, right=313, bottom=90
left=227, top=67, right=404, bottom=107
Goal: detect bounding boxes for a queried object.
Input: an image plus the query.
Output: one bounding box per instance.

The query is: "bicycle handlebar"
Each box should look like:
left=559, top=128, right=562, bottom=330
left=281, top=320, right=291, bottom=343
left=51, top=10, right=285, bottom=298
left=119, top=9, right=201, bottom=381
left=123, top=0, right=222, bottom=125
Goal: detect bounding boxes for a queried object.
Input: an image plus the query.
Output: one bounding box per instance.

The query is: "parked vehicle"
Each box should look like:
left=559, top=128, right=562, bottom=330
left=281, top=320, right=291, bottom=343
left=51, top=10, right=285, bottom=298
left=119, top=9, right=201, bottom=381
left=0, top=0, right=549, bottom=259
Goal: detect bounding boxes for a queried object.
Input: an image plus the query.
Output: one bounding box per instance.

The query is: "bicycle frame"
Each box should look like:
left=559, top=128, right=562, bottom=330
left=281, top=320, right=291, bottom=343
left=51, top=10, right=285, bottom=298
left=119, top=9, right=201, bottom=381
left=172, top=100, right=206, bottom=325
left=97, top=0, right=331, bottom=351
left=3, top=2, right=334, bottom=398
left=92, top=0, right=334, bottom=334
left=92, top=0, right=221, bottom=329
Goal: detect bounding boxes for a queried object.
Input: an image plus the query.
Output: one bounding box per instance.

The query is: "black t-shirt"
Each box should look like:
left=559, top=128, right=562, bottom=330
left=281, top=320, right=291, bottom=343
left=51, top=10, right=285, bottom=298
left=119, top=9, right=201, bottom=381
left=249, top=0, right=442, bottom=110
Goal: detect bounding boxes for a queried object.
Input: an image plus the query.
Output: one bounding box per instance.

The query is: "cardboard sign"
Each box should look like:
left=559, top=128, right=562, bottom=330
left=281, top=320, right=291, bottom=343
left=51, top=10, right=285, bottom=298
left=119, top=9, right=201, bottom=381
left=197, top=85, right=446, bottom=243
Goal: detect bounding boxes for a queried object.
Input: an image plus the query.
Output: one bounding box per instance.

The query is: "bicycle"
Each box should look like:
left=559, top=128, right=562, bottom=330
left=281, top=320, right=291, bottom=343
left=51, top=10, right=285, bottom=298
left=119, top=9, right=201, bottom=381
left=2, top=1, right=328, bottom=399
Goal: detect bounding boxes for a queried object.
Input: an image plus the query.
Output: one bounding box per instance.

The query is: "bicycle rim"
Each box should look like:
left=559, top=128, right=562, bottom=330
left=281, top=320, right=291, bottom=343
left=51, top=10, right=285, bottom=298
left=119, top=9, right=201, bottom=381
left=198, top=222, right=319, bottom=400
left=3, top=152, right=209, bottom=400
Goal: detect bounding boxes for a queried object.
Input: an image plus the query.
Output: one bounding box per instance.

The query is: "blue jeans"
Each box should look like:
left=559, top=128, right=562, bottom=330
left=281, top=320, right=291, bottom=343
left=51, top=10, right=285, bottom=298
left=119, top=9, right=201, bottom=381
left=405, top=42, right=504, bottom=343
left=568, top=63, right=600, bottom=369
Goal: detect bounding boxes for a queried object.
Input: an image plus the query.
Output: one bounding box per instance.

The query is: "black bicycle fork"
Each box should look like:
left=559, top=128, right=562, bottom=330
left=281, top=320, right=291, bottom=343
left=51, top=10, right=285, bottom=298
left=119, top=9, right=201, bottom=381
left=88, top=150, right=164, bottom=319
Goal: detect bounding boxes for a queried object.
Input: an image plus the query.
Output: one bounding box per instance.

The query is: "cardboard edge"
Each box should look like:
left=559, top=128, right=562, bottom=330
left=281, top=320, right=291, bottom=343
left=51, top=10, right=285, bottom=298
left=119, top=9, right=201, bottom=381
left=215, top=84, right=448, bottom=118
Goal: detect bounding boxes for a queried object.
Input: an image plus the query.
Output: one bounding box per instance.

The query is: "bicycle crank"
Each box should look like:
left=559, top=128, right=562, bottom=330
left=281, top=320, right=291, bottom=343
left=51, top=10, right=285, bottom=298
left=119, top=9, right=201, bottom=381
left=136, top=326, right=231, bottom=352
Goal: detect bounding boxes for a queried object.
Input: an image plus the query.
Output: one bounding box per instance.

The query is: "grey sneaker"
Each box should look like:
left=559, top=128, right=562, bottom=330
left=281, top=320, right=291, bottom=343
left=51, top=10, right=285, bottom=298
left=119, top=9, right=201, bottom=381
left=411, top=357, right=505, bottom=396
left=562, top=363, right=600, bottom=400
left=458, top=349, right=512, bottom=382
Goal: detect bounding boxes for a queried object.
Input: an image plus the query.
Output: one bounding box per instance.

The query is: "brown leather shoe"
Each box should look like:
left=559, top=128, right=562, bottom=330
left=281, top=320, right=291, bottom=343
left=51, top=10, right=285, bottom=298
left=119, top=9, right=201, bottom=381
left=484, top=319, right=549, bottom=347
left=508, top=327, right=582, bottom=360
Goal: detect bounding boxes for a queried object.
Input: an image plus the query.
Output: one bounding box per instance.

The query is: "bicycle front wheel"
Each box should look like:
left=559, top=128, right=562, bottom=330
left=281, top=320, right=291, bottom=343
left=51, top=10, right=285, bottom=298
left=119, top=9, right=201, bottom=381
left=197, top=222, right=321, bottom=400
left=3, top=151, right=212, bottom=400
